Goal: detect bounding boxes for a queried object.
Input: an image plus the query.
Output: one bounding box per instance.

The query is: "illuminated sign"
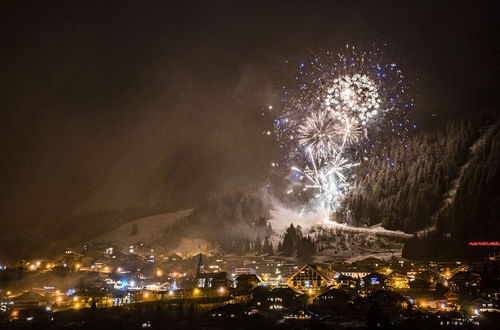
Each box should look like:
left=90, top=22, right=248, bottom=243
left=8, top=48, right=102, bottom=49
left=468, top=242, right=500, bottom=246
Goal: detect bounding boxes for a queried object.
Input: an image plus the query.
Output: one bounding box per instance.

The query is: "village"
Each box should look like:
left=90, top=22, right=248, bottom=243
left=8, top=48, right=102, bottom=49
left=1, top=242, right=499, bottom=328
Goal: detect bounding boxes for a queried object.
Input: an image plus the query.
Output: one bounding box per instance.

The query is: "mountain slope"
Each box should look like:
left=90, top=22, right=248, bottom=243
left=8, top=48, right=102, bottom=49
left=344, top=120, right=477, bottom=232
left=417, top=122, right=497, bottom=236
left=403, top=120, right=500, bottom=259
left=437, top=121, right=500, bottom=241
left=89, top=209, right=193, bottom=248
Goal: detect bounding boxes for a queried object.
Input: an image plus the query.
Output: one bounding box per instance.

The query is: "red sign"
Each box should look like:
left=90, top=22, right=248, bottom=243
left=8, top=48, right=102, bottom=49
left=468, top=242, right=500, bottom=246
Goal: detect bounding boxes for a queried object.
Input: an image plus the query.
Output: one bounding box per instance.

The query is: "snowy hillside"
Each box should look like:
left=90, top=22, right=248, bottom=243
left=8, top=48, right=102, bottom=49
left=89, top=209, right=193, bottom=247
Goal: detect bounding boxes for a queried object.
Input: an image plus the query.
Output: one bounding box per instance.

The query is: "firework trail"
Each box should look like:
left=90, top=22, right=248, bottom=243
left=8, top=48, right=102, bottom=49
left=273, top=45, right=414, bottom=217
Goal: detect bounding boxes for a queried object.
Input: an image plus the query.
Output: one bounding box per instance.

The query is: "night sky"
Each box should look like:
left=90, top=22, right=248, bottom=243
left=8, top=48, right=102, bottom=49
left=0, top=1, right=498, bottom=255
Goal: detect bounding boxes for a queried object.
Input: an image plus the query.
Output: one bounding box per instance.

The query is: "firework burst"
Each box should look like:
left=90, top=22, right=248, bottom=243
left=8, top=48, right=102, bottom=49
left=273, top=45, right=414, bottom=216
left=297, top=111, right=338, bottom=160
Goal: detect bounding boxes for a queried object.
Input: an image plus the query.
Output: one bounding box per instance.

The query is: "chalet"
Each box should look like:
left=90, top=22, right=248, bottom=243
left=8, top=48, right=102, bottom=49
left=251, top=287, right=304, bottom=311
left=387, top=258, right=412, bottom=272
left=287, top=264, right=333, bottom=295
left=314, top=288, right=351, bottom=307
left=448, top=271, right=481, bottom=291
left=336, top=274, right=358, bottom=289
left=167, top=253, right=183, bottom=262
left=467, top=298, right=499, bottom=314
left=354, top=257, right=385, bottom=271
left=234, top=274, right=261, bottom=292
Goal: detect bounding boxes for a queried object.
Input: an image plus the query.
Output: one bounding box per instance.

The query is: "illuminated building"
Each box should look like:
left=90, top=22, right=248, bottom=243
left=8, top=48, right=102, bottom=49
left=467, top=298, right=499, bottom=314
left=331, top=263, right=371, bottom=279
left=386, top=272, right=410, bottom=289
left=194, top=253, right=230, bottom=290
left=234, top=274, right=261, bottom=292
left=168, top=254, right=183, bottom=262
left=195, top=272, right=229, bottom=289
left=314, top=287, right=351, bottom=306
left=336, top=274, right=358, bottom=289
left=362, top=272, right=386, bottom=287
left=251, top=287, right=304, bottom=311
left=354, top=257, right=385, bottom=270
left=448, top=271, right=481, bottom=291
left=287, top=265, right=333, bottom=295
left=283, top=310, right=314, bottom=319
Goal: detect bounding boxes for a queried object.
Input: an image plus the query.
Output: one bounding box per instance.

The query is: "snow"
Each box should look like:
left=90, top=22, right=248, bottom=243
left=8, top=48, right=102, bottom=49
left=268, top=199, right=411, bottom=261
left=319, top=221, right=412, bottom=239
left=89, top=209, right=193, bottom=247
left=316, top=247, right=403, bottom=264
left=269, top=202, right=411, bottom=239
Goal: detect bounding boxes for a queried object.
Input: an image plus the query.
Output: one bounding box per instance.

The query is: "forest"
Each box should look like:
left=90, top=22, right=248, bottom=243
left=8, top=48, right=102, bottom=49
left=344, top=120, right=478, bottom=232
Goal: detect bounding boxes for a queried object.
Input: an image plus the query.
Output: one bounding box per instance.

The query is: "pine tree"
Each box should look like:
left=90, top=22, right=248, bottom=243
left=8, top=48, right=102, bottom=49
left=297, top=236, right=315, bottom=262
left=262, top=236, right=273, bottom=255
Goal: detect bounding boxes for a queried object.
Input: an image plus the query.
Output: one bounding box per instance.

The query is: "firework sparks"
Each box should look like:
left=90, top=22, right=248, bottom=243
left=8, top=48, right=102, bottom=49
left=337, top=117, right=364, bottom=145
left=326, top=74, right=380, bottom=126
left=297, top=111, right=338, bottom=160
left=273, top=45, right=413, bottom=216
